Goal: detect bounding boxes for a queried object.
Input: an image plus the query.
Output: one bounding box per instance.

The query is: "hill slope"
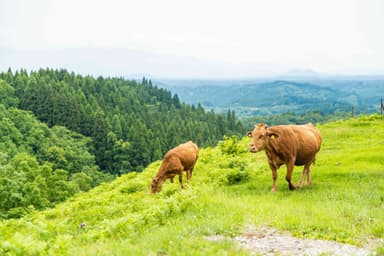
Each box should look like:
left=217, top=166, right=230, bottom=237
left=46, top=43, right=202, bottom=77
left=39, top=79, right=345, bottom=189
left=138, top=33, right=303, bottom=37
left=0, top=115, right=383, bottom=255
left=156, top=79, right=384, bottom=117
left=0, top=69, right=243, bottom=173
left=0, top=83, right=113, bottom=218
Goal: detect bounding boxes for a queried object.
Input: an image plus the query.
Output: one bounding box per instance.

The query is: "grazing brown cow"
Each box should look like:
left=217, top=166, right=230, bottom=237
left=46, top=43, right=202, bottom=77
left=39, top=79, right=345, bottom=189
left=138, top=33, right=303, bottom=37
left=247, top=123, right=322, bottom=191
left=151, top=141, right=199, bottom=194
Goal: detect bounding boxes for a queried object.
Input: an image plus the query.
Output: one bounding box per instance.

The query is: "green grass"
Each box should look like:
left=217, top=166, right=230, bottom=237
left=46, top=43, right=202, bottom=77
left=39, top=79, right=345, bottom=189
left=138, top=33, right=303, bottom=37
left=1, top=114, right=383, bottom=255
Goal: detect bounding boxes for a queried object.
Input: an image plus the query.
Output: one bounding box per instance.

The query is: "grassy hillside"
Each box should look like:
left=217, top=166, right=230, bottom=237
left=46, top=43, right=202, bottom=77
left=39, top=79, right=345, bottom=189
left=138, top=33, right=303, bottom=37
left=1, top=115, right=383, bottom=255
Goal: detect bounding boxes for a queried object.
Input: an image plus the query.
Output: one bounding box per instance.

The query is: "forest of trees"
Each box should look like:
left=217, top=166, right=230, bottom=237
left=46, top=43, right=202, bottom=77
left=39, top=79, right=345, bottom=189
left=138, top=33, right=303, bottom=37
left=0, top=99, right=114, bottom=218
left=0, top=68, right=244, bottom=217
left=241, top=110, right=356, bottom=128
left=0, top=68, right=243, bottom=173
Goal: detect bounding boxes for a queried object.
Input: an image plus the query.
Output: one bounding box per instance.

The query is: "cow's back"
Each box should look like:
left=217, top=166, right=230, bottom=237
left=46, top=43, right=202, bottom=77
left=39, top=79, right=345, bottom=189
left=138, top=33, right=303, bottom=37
left=165, top=141, right=199, bottom=170
left=290, top=124, right=322, bottom=165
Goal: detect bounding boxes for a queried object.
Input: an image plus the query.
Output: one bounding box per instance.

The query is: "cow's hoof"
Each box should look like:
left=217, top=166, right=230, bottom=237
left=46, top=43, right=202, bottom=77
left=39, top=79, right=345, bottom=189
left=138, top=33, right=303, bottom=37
left=289, top=184, right=296, bottom=191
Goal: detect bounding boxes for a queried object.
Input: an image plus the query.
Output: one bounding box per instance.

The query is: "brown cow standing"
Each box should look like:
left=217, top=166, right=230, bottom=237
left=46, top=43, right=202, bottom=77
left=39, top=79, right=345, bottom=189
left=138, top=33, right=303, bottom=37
left=151, top=141, right=199, bottom=194
left=247, top=123, right=322, bottom=191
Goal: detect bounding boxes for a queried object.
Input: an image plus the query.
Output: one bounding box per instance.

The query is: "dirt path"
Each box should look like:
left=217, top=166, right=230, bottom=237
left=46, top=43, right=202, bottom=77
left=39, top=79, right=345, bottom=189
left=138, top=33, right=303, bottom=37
left=206, top=225, right=381, bottom=256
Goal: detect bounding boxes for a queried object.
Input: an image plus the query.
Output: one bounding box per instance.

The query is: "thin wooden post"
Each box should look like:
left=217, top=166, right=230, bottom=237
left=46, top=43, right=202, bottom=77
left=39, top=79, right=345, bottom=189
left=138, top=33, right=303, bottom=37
left=381, top=98, right=383, bottom=116
left=351, top=106, right=354, bottom=118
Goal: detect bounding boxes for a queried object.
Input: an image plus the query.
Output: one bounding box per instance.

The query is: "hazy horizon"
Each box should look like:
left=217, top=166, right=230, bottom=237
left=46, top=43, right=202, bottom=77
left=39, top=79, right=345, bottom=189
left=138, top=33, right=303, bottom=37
left=1, top=0, right=384, bottom=78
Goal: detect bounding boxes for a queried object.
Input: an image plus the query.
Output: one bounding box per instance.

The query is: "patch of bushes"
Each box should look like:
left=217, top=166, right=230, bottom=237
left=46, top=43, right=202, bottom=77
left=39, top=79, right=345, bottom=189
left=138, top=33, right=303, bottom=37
left=207, top=158, right=251, bottom=186
left=218, top=136, right=246, bottom=156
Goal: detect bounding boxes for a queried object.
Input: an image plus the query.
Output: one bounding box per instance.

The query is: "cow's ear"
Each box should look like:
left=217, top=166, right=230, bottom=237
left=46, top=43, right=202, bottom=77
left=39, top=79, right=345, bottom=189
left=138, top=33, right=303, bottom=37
left=266, top=127, right=279, bottom=139
left=255, top=123, right=268, bottom=129
left=247, top=131, right=253, bottom=137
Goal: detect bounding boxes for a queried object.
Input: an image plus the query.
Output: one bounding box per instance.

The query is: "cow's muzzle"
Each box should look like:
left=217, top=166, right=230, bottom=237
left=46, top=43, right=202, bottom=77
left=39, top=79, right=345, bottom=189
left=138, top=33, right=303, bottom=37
left=249, top=145, right=259, bottom=153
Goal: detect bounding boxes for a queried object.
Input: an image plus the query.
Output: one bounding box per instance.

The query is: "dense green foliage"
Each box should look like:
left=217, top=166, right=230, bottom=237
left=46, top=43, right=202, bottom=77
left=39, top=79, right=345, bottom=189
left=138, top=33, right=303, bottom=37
left=0, top=69, right=243, bottom=174
left=0, top=103, right=113, bottom=218
left=0, top=115, right=382, bottom=255
left=0, top=69, right=243, bottom=219
left=157, top=78, right=384, bottom=117
left=242, top=110, right=354, bottom=128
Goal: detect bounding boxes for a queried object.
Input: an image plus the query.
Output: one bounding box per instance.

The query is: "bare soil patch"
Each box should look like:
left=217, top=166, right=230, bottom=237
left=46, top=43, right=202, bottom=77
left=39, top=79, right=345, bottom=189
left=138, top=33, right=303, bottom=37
left=206, top=225, right=381, bottom=256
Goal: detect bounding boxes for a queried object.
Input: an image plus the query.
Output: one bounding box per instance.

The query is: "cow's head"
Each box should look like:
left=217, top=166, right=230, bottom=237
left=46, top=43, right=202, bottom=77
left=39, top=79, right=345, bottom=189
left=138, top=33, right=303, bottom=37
left=151, top=176, right=162, bottom=194
left=247, top=123, right=272, bottom=153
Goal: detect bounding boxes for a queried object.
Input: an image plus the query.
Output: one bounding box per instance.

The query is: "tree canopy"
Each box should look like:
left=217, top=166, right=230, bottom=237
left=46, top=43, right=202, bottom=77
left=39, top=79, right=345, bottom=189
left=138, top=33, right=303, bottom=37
left=0, top=68, right=244, bottom=174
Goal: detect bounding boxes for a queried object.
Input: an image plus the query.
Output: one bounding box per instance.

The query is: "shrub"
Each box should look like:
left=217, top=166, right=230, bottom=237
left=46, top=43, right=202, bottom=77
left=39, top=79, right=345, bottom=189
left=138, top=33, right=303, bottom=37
left=218, top=135, right=245, bottom=156
left=225, top=168, right=250, bottom=185
left=207, top=158, right=250, bottom=186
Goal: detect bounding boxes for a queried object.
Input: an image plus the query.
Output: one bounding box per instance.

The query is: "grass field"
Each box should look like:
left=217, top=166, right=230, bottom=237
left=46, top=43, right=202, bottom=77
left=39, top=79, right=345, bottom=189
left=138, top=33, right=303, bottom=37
left=0, top=115, right=383, bottom=255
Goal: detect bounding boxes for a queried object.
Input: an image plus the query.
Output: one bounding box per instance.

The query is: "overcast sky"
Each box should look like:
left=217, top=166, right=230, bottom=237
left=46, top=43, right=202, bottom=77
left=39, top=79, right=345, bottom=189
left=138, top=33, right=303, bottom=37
left=1, top=0, right=383, bottom=78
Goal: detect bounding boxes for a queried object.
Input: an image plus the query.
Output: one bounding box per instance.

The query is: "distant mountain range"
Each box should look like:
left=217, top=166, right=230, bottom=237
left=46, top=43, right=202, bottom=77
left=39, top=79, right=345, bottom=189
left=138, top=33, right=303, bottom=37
left=155, top=79, right=384, bottom=117
left=4, top=47, right=384, bottom=80
left=0, top=48, right=291, bottom=78
left=2, top=48, right=384, bottom=118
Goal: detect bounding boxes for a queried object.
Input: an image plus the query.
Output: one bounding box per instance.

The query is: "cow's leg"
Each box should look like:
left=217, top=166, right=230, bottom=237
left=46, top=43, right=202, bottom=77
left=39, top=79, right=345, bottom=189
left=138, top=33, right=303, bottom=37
left=268, top=163, right=278, bottom=192
left=297, top=169, right=305, bottom=188
left=187, top=168, right=193, bottom=181
left=271, top=168, right=278, bottom=192
left=178, top=172, right=183, bottom=189
left=297, top=167, right=307, bottom=188
left=170, top=176, right=174, bottom=183
left=305, top=163, right=312, bottom=186
left=286, top=161, right=296, bottom=190
left=297, top=163, right=311, bottom=188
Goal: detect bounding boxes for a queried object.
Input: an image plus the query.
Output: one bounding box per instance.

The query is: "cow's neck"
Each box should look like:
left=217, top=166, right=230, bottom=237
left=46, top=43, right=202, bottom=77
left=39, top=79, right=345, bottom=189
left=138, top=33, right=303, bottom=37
left=265, top=140, right=285, bottom=163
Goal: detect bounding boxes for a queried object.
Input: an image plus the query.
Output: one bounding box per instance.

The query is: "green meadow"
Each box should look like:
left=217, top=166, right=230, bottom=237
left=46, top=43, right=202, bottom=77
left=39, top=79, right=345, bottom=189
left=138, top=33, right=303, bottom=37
left=1, top=115, right=383, bottom=255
